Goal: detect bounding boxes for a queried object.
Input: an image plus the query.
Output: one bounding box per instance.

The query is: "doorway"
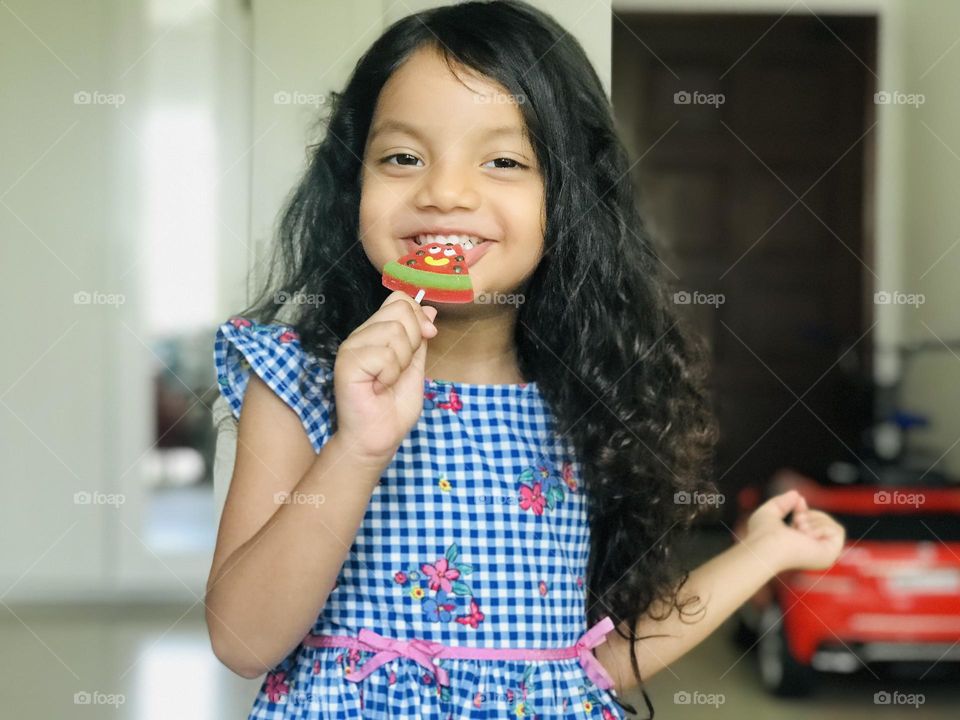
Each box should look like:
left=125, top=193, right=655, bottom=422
left=612, top=13, right=878, bottom=513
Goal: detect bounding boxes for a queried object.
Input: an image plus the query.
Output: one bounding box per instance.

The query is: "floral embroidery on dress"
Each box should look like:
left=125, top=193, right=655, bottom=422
left=264, top=671, right=290, bottom=703
left=335, top=647, right=368, bottom=678
left=394, top=542, right=485, bottom=628
left=577, top=684, right=619, bottom=718
left=471, top=664, right=538, bottom=716
left=218, top=316, right=300, bottom=390
left=423, top=380, right=463, bottom=412
left=517, top=460, right=567, bottom=515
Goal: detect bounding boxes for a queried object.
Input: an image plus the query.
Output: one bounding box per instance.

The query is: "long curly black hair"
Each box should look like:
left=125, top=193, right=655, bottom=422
left=238, top=1, right=719, bottom=714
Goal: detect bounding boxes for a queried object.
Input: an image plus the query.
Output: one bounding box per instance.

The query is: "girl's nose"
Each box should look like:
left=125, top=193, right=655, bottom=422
left=413, top=162, right=481, bottom=212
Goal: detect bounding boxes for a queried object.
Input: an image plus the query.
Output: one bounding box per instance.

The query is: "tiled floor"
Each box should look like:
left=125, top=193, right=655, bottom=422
left=2, top=600, right=958, bottom=718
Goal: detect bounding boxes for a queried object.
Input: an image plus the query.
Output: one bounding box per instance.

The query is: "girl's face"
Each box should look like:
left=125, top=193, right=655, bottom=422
left=360, top=45, right=545, bottom=310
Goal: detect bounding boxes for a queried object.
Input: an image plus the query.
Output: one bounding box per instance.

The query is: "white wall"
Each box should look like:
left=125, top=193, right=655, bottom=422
left=897, top=0, right=960, bottom=475
left=1, top=0, right=252, bottom=604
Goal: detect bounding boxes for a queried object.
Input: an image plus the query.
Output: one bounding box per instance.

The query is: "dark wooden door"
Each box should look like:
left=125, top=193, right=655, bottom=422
left=612, top=14, right=877, bottom=516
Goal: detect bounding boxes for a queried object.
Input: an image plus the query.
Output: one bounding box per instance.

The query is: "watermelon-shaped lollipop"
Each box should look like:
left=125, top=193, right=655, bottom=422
left=381, top=241, right=474, bottom=303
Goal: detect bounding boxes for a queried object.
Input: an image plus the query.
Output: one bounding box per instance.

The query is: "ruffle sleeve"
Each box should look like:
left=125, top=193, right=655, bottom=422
left=214, top=316, right=336, bottom=453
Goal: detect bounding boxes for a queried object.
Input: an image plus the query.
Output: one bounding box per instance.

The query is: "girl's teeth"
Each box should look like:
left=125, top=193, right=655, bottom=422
left=411, top=234, right=483, bottom=249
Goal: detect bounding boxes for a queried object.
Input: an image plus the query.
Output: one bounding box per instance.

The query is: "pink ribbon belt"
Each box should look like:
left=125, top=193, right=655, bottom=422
left=302, top=615, right=617, bottom=690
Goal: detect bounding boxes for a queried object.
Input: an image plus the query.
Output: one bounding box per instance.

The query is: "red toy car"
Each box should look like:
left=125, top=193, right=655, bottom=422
left=733, top=467, right=960, bottom=695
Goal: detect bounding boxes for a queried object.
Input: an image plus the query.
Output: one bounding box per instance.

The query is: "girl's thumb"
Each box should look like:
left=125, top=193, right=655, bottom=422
left=423, top=306, right=438, bottom=322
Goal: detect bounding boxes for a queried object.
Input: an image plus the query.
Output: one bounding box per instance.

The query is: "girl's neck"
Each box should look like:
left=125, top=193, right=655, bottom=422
left=424, top=307, right=525, bottom=384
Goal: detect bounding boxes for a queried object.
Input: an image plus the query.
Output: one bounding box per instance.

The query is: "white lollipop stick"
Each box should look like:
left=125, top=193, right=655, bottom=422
left=414, top=288, right=425, bottom=304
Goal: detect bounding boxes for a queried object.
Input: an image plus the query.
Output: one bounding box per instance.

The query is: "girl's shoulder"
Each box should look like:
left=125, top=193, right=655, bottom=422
left=214, top=315, right=336, bottom=452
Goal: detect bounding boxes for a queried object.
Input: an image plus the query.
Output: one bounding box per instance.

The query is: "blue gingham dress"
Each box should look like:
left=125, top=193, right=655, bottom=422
left=214, top=317, right=627, bottom=719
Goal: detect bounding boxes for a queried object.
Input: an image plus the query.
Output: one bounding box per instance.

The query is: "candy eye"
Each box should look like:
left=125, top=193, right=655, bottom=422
left=443, top=247, right=456, bottom=257
left=428, top=246, right=441, bottom=254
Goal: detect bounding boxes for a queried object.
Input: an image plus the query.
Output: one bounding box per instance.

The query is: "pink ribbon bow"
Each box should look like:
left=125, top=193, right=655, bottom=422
left=575, top=615, right=617, bottom=690
left=343, top=628, right=451, bottom=686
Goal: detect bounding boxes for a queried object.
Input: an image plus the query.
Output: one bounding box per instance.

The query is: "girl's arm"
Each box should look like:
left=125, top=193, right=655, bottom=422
left=204, top=376, right=389, bottom=679
left=593, top=489, right=846, bottom=694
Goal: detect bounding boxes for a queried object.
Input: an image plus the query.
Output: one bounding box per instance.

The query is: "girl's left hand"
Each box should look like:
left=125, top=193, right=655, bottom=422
left=742, top=489, right=847, bottom=574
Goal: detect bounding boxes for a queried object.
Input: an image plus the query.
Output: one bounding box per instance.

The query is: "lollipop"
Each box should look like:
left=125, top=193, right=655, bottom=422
left=381, top=241, right=474, bottom=304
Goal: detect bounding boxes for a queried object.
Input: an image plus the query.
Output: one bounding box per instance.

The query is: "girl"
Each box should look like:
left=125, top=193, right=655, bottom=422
left=205, top=2, right=846, bottom=718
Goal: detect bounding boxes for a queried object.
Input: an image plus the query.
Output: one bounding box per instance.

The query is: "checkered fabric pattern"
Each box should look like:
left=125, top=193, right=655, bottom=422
left=214, top=318, right=627, bottom=719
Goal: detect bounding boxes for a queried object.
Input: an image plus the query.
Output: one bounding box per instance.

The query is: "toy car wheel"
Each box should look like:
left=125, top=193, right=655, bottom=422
left=757, top=603, right=816, bottom=696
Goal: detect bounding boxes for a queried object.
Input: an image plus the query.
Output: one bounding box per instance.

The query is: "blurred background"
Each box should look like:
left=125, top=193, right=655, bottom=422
left=2, top=0, right=959, bottom=717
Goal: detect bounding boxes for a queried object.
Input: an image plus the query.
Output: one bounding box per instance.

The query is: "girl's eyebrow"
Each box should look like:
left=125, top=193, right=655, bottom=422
left=369, top=119, right=523, bottom=143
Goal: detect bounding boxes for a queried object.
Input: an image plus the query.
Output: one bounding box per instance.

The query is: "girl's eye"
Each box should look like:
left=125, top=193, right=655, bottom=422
left=483, top=157, right=528, bottom=170
left=383, top=153, right=422, bottom=167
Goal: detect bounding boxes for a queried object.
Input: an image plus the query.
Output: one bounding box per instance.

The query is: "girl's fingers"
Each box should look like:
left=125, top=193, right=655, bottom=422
left=350, top=320, right=416, bottom=370
left=359, top=291, right=436, bottom=341
left=353, top=345, right=401, bottom=393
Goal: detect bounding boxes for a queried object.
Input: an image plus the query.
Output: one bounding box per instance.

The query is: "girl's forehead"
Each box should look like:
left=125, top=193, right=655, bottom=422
left=374, top=46, right=522, bottom=126
left=368, top=50, right=532, bottom=155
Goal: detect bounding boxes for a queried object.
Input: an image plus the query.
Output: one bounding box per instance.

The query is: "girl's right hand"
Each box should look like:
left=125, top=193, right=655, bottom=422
left=333, top=290, right=438, bottom=465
